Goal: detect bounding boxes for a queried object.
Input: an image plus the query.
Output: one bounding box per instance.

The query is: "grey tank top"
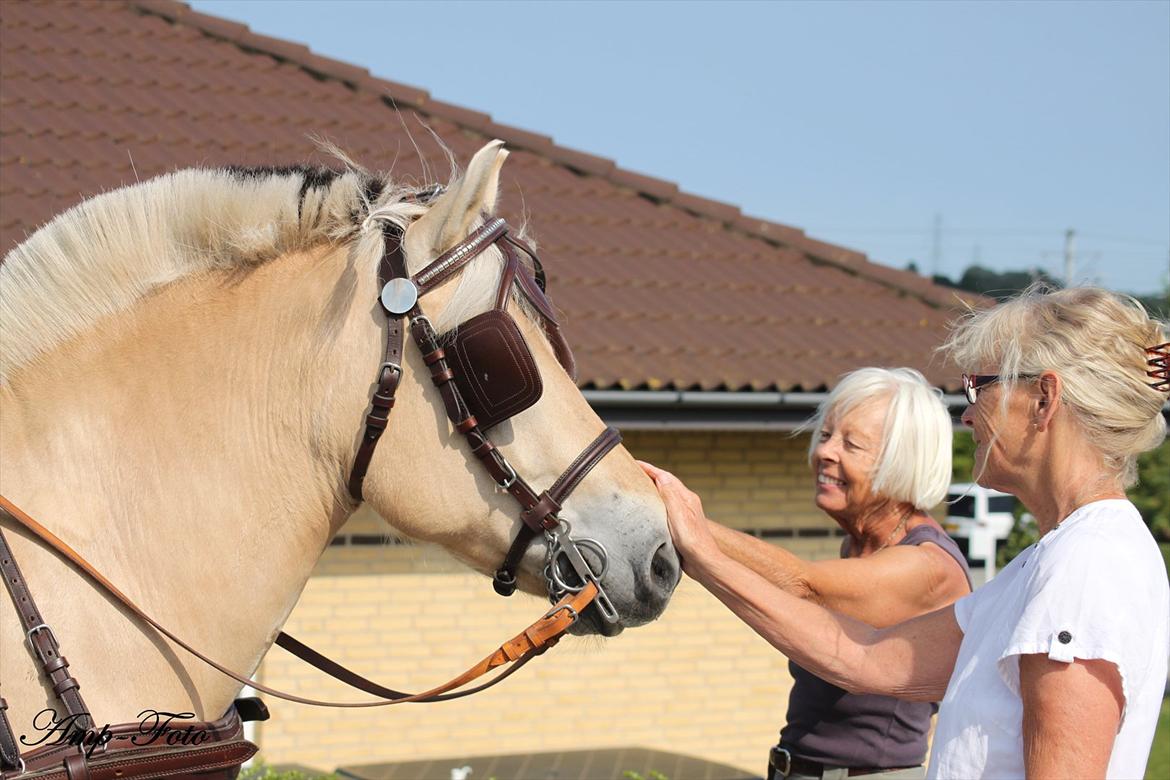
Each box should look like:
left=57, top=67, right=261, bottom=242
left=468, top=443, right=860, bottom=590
left=779, top=523, right=971, bottom=768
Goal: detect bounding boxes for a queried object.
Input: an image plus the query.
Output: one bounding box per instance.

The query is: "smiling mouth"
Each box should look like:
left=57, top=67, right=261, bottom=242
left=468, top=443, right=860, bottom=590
left=817, top=473, right=846, bottom=487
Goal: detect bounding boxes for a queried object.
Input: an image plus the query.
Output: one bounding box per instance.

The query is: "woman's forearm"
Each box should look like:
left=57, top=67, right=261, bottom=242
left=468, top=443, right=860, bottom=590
left=708, top=521, right=813, bottom=598
left=688, top=549, right=959, bottom=702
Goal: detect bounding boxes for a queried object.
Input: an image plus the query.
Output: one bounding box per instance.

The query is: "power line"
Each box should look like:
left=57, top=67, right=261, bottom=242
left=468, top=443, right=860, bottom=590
left=808, top=226, right=1168, bottom=246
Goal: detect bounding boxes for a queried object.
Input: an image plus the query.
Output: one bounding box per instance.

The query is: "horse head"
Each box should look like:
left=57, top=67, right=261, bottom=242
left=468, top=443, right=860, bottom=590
left=348, top=141, right=679, bottom=634
left=0, top=140, right=677, bottom=731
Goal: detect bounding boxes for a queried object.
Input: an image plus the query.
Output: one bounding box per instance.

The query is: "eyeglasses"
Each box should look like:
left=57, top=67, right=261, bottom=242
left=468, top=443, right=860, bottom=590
left=961, top=373, right=1038, bottom=404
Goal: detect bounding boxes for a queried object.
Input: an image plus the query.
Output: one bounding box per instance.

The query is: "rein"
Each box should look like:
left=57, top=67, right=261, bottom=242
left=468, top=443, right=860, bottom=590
left=0, top=495, right=594, bottom=709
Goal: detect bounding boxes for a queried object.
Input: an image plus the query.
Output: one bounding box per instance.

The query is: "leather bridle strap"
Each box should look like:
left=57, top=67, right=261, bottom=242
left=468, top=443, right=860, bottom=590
left=493, top=426, right=623, bottom=593
left=0, top=494, right=594, bottom=709
left=347, top=229, right=409, bottom=501
left=0, top=520, right=92, bottom=732
left=405, top=309, right=621, bottom=595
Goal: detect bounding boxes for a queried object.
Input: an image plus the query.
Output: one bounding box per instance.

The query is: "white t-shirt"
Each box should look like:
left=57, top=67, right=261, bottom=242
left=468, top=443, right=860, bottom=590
left=927, top=499, right=1169, bottom=779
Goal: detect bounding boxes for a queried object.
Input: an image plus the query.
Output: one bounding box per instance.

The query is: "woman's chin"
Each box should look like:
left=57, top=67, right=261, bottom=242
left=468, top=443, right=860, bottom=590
left=813, top=493, right=839, bottom=514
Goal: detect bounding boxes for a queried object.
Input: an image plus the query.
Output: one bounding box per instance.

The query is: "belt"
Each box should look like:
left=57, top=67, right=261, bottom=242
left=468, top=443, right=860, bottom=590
left=769, top=746, right=920, bottom=779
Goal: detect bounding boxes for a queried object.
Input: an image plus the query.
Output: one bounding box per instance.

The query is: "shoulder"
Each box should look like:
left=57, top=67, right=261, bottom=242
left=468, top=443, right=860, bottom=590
left=1025, top=501, right=1166, bottom=618
left=1041, top=501, right=1156, bottom=572
left=875, top=523, right=972, bottom=603
left=902, top=520, right=971, bottom=587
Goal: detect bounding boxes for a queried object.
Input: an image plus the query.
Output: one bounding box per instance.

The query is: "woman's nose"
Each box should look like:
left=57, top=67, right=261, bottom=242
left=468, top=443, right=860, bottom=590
left=960, top=406, right=975, bottom=428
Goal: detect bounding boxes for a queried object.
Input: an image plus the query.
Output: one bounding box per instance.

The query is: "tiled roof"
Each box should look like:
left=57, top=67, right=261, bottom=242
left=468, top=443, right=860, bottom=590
left=0, top=0, right=980, bottom=392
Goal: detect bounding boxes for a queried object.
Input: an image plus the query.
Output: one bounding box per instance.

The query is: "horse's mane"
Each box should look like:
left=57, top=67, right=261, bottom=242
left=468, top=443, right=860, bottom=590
left=0, top=165, right=513, bottom=382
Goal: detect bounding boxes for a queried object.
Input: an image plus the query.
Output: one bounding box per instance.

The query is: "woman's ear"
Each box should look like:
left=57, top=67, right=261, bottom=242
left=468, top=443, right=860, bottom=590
left=1033, top=371, right=1062, bottom=431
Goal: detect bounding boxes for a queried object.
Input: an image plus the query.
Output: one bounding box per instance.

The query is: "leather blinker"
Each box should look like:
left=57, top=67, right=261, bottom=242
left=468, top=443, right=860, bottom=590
left=441, top=310, right=543, bottom=430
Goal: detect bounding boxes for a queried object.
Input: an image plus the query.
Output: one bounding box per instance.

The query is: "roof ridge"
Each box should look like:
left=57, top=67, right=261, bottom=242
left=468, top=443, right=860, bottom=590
left=130, top=0, right=984, bottom=311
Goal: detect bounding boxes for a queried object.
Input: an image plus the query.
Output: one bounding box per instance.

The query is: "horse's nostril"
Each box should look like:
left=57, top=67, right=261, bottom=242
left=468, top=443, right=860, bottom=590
left=651, top=542, right=681, bottom=590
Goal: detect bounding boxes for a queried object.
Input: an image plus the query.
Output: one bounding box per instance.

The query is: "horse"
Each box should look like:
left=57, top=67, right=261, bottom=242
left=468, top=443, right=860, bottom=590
left=0, top=140, right=679, bottom=745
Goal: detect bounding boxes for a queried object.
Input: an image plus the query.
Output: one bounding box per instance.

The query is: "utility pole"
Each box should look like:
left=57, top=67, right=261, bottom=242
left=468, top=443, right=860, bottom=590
left=931, top=213, right=942, bottom=278
left=1064, top=228, right=1076, bottom=285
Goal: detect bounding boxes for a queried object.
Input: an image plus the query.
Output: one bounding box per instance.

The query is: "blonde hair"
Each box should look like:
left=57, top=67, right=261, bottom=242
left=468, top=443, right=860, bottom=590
left=943, top=283, right=1168, bottom=488
left=806, top=367, right=954, bottom=510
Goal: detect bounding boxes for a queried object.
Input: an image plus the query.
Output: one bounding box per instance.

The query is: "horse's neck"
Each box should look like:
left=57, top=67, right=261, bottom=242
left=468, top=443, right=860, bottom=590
left=0, top=245, right=365, bottom=723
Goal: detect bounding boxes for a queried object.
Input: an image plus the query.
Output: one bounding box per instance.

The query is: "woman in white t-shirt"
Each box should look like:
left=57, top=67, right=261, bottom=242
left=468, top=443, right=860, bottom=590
left=647, top=285, right=1169, bottom=779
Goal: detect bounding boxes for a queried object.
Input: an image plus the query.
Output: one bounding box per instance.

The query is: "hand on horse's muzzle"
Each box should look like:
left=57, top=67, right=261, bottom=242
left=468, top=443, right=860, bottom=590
left=637, top=460, right=719, bottom=575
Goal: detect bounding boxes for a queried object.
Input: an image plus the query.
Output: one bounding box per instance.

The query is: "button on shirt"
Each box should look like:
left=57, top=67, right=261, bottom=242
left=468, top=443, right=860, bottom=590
left=927, top=500, right=1169, bottom=779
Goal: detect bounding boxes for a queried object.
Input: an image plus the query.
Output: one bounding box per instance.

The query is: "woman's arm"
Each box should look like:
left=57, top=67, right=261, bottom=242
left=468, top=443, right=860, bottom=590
left=710, top=521, right=970, bottom=627
left=692, top=542, right=964, bottom=701
left=642, top=461, right=970, bottom=628
left=1021, top=654, right=1123, bottom=779
left=644, top=462, right=963, bottom=701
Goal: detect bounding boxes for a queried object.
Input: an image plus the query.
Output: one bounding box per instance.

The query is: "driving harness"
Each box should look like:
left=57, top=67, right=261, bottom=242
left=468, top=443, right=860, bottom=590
left=0, top=214, right=625, bottom=778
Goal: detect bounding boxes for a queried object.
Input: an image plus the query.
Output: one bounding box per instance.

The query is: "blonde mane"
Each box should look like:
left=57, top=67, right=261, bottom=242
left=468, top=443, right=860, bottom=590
left=0, top=165, right=516, bottom=383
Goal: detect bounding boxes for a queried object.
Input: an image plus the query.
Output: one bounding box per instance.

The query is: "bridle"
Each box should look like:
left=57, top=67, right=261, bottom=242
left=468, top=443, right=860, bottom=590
left=348, top=215, right=622, bottom=622
left=0, top=209, right=628, bottom=753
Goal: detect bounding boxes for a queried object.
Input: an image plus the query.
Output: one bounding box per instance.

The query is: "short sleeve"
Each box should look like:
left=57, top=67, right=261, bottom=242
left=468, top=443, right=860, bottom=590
left=995, top=530, right=1135, bottom=718
left=953, top=590, right=976, bottom=633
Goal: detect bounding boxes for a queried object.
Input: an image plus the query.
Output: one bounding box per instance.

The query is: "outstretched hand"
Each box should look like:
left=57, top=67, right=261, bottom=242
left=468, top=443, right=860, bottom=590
left=638, top=460, right=721, bottom=575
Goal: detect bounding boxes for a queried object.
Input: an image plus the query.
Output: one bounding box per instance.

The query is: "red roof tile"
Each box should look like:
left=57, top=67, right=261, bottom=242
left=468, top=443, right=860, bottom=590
left=0, top=0, right=983, bottom=393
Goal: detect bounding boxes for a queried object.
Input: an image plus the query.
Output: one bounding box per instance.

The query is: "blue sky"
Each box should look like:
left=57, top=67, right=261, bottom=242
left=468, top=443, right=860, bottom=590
left=191, top=0, right=1169, bottom=295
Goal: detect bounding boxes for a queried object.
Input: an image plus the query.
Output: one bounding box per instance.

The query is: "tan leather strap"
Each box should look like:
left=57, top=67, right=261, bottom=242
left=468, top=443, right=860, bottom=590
left=0, top=494, right=595, bottom=709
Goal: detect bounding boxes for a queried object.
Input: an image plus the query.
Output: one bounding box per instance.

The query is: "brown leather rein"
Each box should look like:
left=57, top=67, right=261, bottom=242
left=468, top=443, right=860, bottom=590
left=0, top=216, right=626, bottom=769
left=0, top=495, right=595, bottom=709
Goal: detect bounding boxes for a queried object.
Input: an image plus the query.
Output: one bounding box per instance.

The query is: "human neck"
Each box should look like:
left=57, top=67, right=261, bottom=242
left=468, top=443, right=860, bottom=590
left=1013, top=422, right=1125, bottom=535
left=847, top=502, right=916, bottom=556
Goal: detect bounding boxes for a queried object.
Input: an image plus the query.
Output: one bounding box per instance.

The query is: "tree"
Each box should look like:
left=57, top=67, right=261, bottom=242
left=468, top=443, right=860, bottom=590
left=933, top=265, right=1062, bottom=300
left=1130, top=439, right=1169, bottom=541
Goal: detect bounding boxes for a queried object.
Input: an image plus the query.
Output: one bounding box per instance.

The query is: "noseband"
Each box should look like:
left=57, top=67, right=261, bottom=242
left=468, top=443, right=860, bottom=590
left=347, top=217, right=622, bottom=624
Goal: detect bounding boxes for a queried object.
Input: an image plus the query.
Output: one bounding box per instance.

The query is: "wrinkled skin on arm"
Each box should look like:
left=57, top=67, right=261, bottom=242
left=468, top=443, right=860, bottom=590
left=1021, top=654, right=1123, bottom=779
left=642, top=462, right=963, bottom=702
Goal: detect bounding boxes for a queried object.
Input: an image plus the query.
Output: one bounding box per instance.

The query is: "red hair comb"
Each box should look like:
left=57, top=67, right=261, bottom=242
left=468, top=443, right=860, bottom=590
left=1146, top=342, right=1170, bottom=392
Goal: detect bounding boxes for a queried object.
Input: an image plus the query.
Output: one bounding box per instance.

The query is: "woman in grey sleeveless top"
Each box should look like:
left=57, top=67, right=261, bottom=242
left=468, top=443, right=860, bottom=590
left=641, top=368, right=971, bottom=780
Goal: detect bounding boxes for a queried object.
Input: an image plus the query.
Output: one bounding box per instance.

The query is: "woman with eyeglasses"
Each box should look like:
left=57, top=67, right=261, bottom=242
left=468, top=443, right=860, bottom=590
left=646, top=285, right=1169, bottom=779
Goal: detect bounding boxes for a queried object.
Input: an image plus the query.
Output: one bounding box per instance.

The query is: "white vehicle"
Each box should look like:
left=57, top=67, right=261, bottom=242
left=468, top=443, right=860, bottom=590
left=942, top=483, right=1018, bottom=577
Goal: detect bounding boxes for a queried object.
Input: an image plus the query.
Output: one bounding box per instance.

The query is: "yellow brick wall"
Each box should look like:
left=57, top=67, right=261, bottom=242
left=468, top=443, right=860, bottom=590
left=256, top=430, right=843, bottom=774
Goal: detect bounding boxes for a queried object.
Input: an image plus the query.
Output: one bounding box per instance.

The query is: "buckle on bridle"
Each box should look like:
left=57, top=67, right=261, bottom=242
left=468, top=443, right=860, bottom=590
left=544, top=603, right=579, bottom=624
left=495, top=460, right=518, bottom=490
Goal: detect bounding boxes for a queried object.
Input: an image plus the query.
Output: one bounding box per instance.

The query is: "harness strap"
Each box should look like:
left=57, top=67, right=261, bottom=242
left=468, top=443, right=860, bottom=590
left=0, top=696, right=19, bottom=773
left=347, top=229, right=409, bottom=501
left=500, top=235, right=575, bottom=379
left=0, top=494, right=594, bottom=710
left=0, top=522, right=93, bottom=732
left=496, top=427, right=625, bottom=595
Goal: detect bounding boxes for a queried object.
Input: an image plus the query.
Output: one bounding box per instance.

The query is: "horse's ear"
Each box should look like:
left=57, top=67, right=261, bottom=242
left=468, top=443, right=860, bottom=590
left=406, top=140, right=508, bottom=261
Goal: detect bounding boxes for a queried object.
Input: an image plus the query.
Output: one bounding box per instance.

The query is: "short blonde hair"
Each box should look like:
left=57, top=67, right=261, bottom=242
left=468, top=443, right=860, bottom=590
left=943, top=284, right=1167, bottom=488
left=806, top=367, right=954, bottom=510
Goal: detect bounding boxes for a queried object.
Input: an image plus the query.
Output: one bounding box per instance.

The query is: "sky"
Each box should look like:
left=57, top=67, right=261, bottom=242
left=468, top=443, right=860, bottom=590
left=190, top=0, right=1170, bottom=296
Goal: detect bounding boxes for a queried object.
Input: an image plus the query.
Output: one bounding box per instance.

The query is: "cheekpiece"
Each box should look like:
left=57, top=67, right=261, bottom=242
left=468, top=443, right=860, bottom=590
left=1145, top=342, right=1170, bottom=392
